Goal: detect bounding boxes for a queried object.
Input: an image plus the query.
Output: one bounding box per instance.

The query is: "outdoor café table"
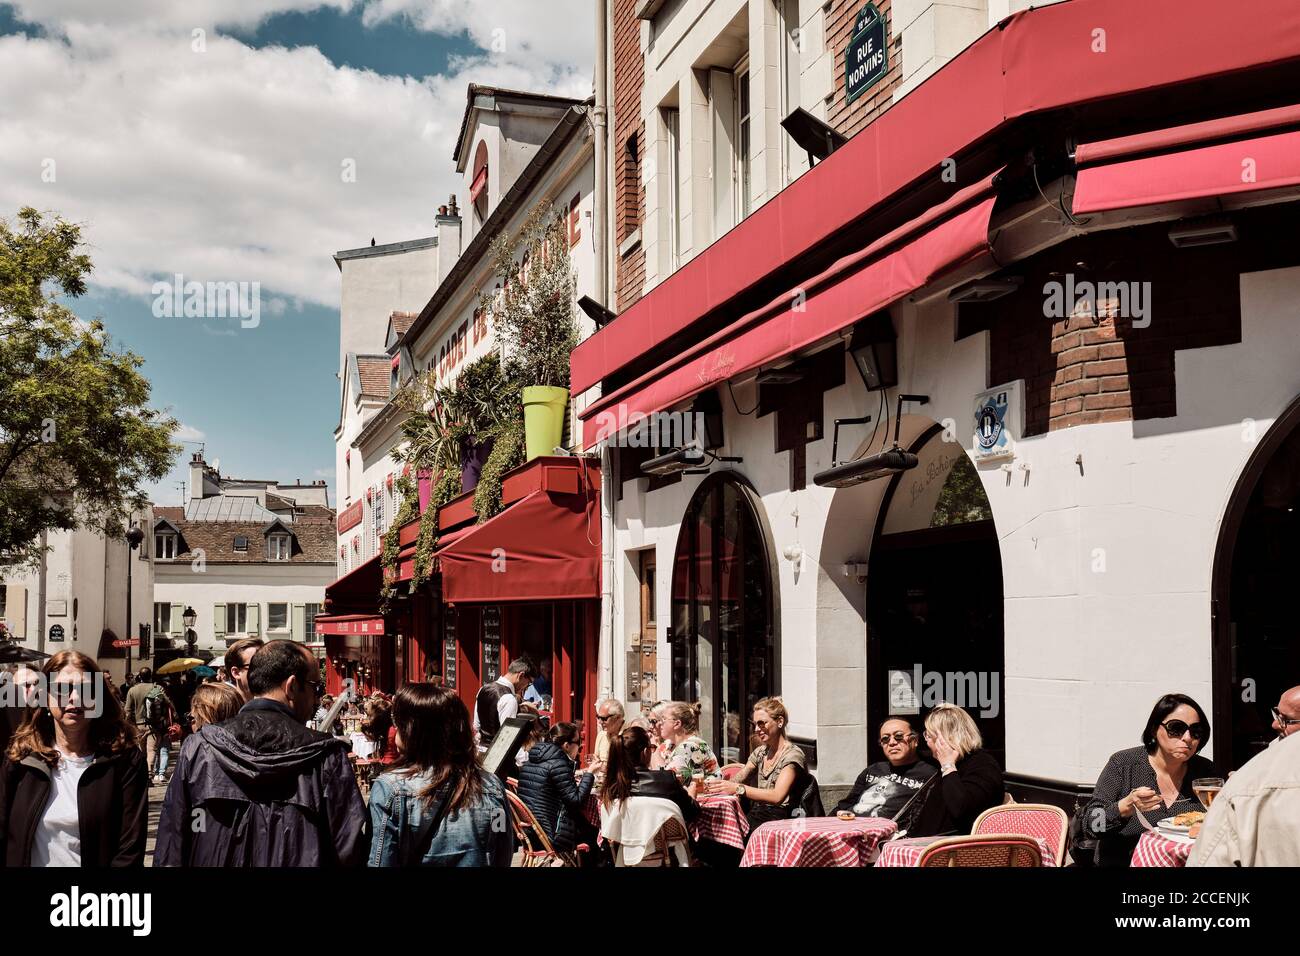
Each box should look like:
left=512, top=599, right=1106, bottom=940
left=581, top=793, right=751, bottom=851
left=875, top=833, right=1057, bottom=867
left=740, top=816, right=898, bottom=867
left=1131, top=829, right=1195, bottom=867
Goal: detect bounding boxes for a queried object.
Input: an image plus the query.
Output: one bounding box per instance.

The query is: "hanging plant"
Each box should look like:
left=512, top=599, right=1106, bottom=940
left=378, top=474, right=419, bottom=615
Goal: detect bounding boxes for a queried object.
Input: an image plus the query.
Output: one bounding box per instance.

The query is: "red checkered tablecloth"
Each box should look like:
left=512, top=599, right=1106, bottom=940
left=1131, top=830, right=1194, bottom=867
left=875, top=833, right=1056, bottom=867
left=583, top=793, right=751, bottom=851
left=740, top=817, right=898, bottom=868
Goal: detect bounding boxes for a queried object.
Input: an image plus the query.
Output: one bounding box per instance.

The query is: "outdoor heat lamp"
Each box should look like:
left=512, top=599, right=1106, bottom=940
left=641, top=444, right=707, bottom=476
left=814, top=394, right=929, bottom=489
left=577, top=295, right=618, bottom=329
left=847, top=312, right=898, bottom=391
left=781, top=107, right=848, bottom=166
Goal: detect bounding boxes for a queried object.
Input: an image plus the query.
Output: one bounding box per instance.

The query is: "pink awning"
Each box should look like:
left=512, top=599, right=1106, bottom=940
left=569, top=0, right=1300, bottom=398
left=1073, top=126, right=1300, bottom=214
left=580, top=176, right=999, bottom=447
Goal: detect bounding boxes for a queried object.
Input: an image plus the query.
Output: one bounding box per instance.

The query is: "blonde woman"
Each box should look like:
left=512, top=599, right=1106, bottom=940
left=911, top=703, right=1003, bottom=836
left=656, top=701, right=722, bottom=787
left=709, top=697, right=807, bottom=830
left=187, top=682, right=243, bottom=732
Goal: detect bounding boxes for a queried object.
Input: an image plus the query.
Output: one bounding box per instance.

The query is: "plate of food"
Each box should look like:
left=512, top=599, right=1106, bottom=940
left=1157, top=810, right=1204, bottom=834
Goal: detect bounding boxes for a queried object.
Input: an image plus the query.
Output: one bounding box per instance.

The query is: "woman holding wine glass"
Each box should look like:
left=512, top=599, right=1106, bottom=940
left=1082, top=693, right=1218, bottom=866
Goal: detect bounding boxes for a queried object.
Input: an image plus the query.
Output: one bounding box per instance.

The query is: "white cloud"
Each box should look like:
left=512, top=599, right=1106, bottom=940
left=174, top=422, right=206, bottom=442
left=0, top=4, right=592, bottom=309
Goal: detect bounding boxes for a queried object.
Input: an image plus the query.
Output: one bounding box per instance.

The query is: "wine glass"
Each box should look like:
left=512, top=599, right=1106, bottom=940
left=1192, top=777, right=1224, bottom=811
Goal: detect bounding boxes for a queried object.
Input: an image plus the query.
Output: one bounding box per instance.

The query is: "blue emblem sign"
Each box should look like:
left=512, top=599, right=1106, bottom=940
left=972, top=382, right=1021, bottom=463
left=845, top=4, right=889, bottom=105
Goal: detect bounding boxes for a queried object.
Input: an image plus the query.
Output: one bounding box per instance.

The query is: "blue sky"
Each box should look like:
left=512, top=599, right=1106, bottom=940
left=0, top=0, right=591, bottom=509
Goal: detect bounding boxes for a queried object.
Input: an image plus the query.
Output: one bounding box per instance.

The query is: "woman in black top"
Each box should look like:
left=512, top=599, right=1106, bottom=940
left=1083, top=694, right=1216, bottom=867
left=600, top=725, right=699, bottom=823
left=911, top=703, right=1004, bottom=837
left=517, top=721, right=597, bottom=854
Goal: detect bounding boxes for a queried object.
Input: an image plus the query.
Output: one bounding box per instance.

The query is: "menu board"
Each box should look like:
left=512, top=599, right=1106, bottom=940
left=481, top=605, right=501, bottom=683
left=443, top=612, right=457, bottom=690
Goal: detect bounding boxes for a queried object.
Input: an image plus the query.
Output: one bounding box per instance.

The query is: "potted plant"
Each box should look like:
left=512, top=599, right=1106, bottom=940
left=484, top=205, right=578, bottom=461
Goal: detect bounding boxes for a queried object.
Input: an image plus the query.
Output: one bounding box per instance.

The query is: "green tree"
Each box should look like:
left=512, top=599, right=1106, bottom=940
left=0, top=207, right=178, bottom=568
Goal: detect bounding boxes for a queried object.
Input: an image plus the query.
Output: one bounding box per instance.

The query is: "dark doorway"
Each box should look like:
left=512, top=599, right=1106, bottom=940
left=670, top=474, right=777, bottom=763
left=866, top=428, right=1005, bottom=768
left=1213, top=397, right=1300, bottom=768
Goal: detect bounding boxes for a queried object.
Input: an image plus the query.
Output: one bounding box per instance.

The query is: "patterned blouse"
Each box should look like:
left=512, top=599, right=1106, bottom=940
left=665, top=735, right=722, bottom=786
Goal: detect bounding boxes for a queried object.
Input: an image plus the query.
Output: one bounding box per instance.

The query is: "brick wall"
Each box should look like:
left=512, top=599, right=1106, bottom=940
left=613, top=0, right=647, bottom=312
left=984, top=222, right=1247, bottom=436
left=825, top=0, right=903, bottom=138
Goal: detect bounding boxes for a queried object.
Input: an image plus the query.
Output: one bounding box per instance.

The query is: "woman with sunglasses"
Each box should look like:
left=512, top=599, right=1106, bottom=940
left=1082, top=693, right=1217, bottom=866
left=0, top=651, right=148, bottom=867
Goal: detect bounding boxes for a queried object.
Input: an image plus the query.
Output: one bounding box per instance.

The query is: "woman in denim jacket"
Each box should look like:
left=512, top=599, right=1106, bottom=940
left=368, top=684, right=512, bottom=867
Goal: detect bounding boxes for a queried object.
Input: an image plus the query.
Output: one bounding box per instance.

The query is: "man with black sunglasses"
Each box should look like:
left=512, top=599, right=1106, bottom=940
left=834, top=717, right=937, bottom=819
left=155, top=640, right=366, bottom=867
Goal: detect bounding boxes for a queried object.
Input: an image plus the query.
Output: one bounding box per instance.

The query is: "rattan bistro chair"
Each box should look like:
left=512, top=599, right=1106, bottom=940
left=972, top=803, right=1069, bottom=866
left=917, top=834, right=1044, bottom=868
left=720, top=763, right=746, bottom=781
left=505, top=789, right=584, bottom=868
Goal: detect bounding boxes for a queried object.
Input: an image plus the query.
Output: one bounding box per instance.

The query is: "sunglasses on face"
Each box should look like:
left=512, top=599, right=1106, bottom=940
left=1272, top=708, right=1300, bottom=729
left=879, top=732, right=917, bottom=746
left=1159, top=719, right=1207, bottom=741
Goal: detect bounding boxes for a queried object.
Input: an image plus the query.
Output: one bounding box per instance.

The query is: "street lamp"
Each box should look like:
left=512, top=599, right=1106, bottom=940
left=182, top=606, right=197, bottom=630
left=125, top=524, right=144, bottom=675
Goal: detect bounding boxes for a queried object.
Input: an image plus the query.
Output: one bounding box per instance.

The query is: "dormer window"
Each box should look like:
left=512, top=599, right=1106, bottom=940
left=233, top=535, right=249, bottom=553
left=154, top=532, right=177, bottom=560
left=268, top=533, right=291, bottom=561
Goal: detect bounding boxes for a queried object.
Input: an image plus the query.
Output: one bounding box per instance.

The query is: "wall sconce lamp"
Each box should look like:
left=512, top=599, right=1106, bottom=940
left=847, top=311, right=898, bottom=392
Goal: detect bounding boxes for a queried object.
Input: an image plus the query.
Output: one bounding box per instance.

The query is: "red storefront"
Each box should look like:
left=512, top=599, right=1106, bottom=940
left=319, top=455, right=601, bottom=727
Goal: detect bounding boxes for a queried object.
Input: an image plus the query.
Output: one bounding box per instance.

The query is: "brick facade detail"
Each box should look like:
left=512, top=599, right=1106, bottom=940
left=613, top=0, right=647, bottom=313
left=982, top=222, right=1248, bottom=437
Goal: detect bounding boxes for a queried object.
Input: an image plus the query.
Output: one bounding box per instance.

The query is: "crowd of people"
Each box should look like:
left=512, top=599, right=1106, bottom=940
left=1, top=643, right=1298, bottom=868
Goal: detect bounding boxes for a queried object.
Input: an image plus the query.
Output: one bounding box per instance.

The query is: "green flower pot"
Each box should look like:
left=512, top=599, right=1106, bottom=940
left=522, top=385, right=569, bottom=461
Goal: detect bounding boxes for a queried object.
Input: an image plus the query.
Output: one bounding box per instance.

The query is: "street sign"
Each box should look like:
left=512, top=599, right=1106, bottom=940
left=845, top=3, right=889, bottom=105
left=111, top=637, right=140, bottom=648
left=48, top=624, right=65, bottom=642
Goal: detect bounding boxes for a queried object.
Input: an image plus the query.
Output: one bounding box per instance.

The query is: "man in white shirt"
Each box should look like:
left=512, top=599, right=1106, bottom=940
left=473, top=659, right=534, bottom=753
left=1189, top=730, right=1300, bottom=867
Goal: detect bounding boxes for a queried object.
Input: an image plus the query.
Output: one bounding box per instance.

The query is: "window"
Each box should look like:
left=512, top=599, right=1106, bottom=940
left=155, top=533, right=176, bottom=560
left=226, top=603, right=248, bottom=634
left=1, top=584, right=7, bottom=620
left=670, top=475, right=775, bottom=763
left=778, top=0, right=803, bottom=186
left=736, top=68, right=751, bottom=220
left=267, top=533, right=291, bottom=561
left=304, top=603, right=321, bottom=642
left=624, top=133, right=640, bottom=233
left=153, top=603, right=170, bottom=635
left=664, top=107, right=681, bottom=268
left=233, top=535, right=249, bottom=553
left=268, top=603, right=288, bottom=632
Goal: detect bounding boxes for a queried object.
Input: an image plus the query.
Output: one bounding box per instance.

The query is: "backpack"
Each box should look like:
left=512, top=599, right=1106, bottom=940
left=144, top=685, right=169, bottom=728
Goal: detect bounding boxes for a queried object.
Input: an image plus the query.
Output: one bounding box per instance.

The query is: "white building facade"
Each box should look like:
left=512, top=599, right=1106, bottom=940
left=590, top=0, right=1300, bottom=807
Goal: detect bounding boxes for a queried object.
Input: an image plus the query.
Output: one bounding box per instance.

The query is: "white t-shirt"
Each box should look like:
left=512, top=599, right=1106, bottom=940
left=32, top=753, right=94, bottom=867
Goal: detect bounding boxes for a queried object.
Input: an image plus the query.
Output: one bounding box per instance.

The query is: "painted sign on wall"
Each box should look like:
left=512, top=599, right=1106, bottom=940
left=972, top=380, right=1025, bottom=463
left=845, top=4, right=889, bottom=104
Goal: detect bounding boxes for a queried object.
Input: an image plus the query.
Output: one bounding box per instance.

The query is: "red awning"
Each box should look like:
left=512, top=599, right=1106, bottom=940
left=324, top=553, right=384, bottom=612
left=569, top=0, right=1300, bottom=398
left=436, top=489, right=600, bottom=603
left=1073, top=126, right=1300, bottom=214
left=315, top=614, right=386, bottom=636
left=580, top=176, right=999, bottom=446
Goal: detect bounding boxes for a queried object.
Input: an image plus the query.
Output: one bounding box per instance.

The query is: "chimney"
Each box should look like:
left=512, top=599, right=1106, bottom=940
left=188, top=452, right=205, bottom=501
left=436, top=193, right=462, bottom=285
